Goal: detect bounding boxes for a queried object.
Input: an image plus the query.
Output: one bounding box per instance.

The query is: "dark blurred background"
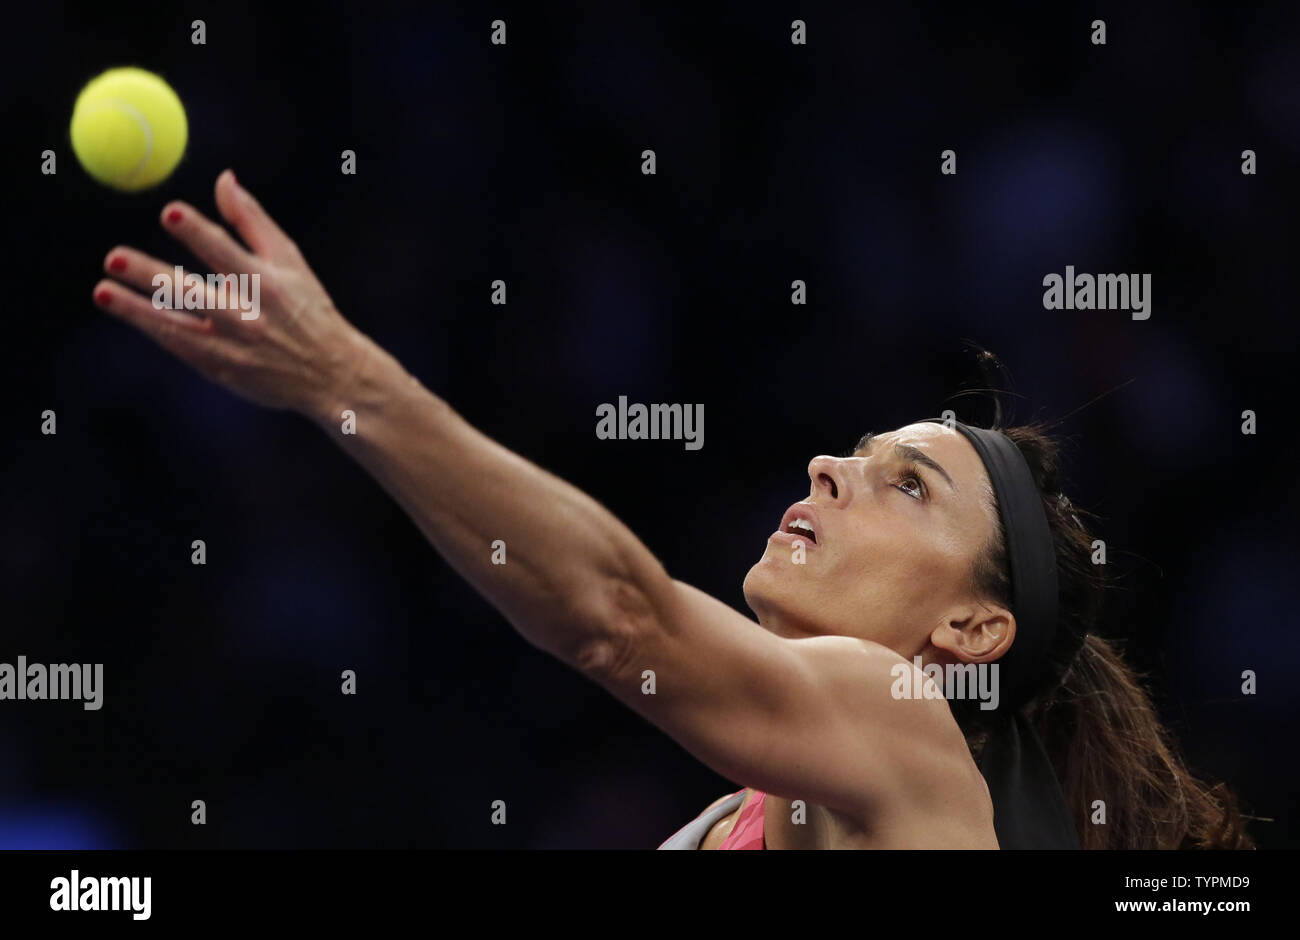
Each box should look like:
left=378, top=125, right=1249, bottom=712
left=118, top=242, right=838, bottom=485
left=1, top=1, right=1296, bottom=848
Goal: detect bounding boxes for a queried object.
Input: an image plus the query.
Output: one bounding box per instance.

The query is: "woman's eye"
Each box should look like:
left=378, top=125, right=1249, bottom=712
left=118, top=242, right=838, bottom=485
left=895, top=475, right=924, bottom=500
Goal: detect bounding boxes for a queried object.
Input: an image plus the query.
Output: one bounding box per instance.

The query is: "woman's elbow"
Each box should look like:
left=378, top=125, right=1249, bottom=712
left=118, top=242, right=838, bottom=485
left=569, top=574, right=665, bottom=683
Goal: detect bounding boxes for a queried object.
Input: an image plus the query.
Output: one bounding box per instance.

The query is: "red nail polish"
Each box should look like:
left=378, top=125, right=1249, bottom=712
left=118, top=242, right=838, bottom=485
left=165, top=209, right=183, bottom=224
left=108, top=256, right=127, bottom=273
left=94, top=288, right=113, bottom=306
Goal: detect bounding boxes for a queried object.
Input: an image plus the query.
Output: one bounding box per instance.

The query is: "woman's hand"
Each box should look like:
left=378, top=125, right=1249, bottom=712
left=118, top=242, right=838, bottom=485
left=94, top=169, right=371, bottom=417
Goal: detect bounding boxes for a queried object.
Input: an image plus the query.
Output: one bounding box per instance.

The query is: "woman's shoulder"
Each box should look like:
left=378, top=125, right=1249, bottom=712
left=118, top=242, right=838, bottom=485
left=701, top=788, right=747, bottom=815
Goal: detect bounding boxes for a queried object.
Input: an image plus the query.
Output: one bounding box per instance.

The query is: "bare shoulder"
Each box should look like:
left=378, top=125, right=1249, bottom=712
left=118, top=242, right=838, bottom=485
left=787, top=635, right=960, bottom=733
left=786, top=635, right=984, bottom=810
left=702, top=791, right=740, bottom=814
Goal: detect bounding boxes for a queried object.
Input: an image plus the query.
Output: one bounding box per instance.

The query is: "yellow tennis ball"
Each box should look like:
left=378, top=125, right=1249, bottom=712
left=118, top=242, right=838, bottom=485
left=70, top=67, right=187, bottom=192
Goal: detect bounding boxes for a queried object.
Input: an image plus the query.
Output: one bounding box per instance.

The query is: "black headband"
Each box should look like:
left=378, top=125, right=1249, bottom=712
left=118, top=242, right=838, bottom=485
left=948, top=422, right=1060, bottom=710
left=930, top=419, right=1080, bottom=849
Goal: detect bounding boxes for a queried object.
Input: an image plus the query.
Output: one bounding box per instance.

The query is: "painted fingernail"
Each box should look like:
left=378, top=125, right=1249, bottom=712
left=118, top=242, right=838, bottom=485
left=165, top=208, right=183, bottom=225
left=108, top=256, right=128, bottom=273
left=94, top=288, right=112, bottom=306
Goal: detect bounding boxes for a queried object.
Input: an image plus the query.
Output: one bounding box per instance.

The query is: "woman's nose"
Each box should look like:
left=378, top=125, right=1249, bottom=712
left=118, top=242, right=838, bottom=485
left=807, top=455, right=848, bottom=501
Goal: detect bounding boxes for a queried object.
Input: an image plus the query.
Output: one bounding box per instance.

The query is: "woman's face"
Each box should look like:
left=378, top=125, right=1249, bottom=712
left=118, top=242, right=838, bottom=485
left=743, top=421, right=1009, bottom=661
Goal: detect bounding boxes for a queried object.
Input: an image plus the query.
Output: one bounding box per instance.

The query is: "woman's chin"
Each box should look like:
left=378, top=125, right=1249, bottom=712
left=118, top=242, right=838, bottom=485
left=743, top=565, right=821, bottom=638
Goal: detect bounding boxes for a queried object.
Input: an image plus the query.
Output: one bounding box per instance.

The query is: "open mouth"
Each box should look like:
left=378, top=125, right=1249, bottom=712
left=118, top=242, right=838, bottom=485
left=775, top=504, right=822, bottom=548
left=785, top=518, right=817, bottom=544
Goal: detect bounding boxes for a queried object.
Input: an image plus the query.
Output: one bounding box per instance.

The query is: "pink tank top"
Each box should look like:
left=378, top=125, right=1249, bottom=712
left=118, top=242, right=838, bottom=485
left=717, top=789, right=766, bottom=850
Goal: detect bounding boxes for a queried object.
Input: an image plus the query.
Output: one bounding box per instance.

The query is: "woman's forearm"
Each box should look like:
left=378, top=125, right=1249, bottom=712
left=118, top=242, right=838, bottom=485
left=308, top=331, right=667, bottom=669
left=92, top=172, right=664, bottom=673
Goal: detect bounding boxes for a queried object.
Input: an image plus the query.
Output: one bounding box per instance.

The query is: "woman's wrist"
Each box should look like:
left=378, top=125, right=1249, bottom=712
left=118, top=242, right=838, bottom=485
left=304, top=327, right=411, bottom=432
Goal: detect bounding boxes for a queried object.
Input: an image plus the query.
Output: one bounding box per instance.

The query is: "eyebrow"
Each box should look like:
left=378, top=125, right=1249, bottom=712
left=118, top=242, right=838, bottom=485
left=853, top=432, right=958, bottom=492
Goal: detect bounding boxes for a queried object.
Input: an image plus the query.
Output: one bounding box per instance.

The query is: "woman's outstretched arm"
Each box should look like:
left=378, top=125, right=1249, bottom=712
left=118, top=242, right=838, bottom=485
left=94, top=169, right=673, bottom=672
left=92, top=171, right=972, bottom=815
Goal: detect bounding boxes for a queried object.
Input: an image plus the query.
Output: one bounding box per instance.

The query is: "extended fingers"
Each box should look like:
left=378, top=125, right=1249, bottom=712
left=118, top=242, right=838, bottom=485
left=103, top=246, right=251, bottom=327
left=92, top=277, right=216, bottom=351
left=103, top=245, right=188, bottom=295
left=160, top=199, right=259, bottom=275
left=214, top=169, right=304, bottom=266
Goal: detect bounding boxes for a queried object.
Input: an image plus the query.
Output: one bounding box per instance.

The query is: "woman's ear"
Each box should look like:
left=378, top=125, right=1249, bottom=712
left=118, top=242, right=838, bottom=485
left=930, top=605, right=1016, bottom=664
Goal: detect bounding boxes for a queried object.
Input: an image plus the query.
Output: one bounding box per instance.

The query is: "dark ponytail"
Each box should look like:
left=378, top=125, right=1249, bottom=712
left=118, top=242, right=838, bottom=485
left=958, top=420, right=1252, bottom=849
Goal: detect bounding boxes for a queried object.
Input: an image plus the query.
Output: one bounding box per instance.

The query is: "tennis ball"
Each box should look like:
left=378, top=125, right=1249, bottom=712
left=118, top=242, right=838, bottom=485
left=70, top=67, right=187, bottom=192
